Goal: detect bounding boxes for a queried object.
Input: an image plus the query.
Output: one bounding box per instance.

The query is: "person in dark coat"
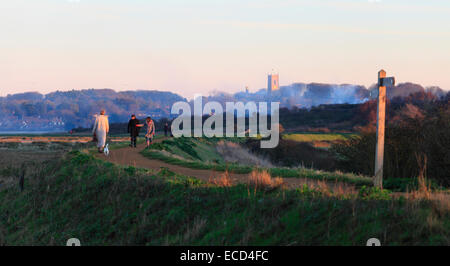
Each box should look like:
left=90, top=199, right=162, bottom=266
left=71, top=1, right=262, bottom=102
left=127, top=114, right=143, bottom=148
left=164, top=122, right=169, bottom=137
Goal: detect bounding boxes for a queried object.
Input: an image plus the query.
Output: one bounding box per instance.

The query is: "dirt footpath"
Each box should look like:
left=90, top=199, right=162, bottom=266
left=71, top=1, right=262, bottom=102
left=95, top=140, right=356, bottom=191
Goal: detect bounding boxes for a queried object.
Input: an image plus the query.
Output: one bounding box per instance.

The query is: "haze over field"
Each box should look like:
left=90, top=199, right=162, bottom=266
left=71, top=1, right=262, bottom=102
left=0, top=82, right=447, bottom=132
left=1, top=0, right=450, bottom=99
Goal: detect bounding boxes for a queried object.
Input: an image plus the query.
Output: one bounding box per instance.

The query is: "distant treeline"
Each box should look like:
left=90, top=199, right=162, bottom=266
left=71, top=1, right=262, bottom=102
left=0, top=83, right=447, bottom=132
left=0, top=89, right=185, bottom=131
left=73, top=117, right=173, bottom=135
left=74, top=105, right=360, bottom=135
left=73, top=90, right=449, bottom=135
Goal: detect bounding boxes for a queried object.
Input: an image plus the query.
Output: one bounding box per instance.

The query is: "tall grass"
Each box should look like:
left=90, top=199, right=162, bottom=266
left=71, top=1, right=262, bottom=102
left=248, top=170, right=284, bottom=191
left=209, top=171, right=233, bottom=188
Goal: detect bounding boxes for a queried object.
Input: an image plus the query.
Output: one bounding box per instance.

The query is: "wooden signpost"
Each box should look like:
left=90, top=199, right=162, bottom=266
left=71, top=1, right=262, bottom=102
left=374, top=70, right=395, bottom=189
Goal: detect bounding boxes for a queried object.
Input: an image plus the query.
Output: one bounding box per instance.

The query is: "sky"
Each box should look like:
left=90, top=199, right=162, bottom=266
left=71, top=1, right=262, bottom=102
left=1, top=0, right=449, bottom=99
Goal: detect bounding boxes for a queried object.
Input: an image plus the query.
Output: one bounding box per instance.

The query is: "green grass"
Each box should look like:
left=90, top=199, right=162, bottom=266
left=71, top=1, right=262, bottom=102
left=283, top=133, right=357, bottom=143
left=88, top=135, right=167, bottom=154
left=268, top=168, right=372, bottom=187
left=142, top=149, right=252, bottom=174
left=150, top=137, right=224, bottom=163
left=0, top=151, right=447, bottom=246
left=107, top=138, right=146, bottom=150
left=143, top=137, right=372, bottom=186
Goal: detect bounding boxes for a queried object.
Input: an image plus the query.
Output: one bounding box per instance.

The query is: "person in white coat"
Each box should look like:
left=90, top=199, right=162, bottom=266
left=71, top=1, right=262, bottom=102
left=92, top=110, right=110, bottom=153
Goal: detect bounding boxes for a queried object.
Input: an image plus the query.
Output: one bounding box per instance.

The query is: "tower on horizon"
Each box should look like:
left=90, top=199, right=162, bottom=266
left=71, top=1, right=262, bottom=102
left=267, top=73, right=279, bottom=93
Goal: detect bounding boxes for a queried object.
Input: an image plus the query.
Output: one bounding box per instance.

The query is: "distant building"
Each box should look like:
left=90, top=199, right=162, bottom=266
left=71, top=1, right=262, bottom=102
left=268, top=73, right=279, bottom=93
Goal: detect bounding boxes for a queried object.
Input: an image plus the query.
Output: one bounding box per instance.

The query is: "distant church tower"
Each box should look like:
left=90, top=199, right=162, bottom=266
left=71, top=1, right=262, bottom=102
left=268, top=73, right=279, bottom=93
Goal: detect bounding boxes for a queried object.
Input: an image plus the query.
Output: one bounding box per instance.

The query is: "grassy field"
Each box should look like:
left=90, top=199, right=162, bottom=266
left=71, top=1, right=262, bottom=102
left=283, top=133, right=357, bottom=143
left=142, top=149, right=373, bottom=187
left=141, top=137, right=372, bottom=187
left=0, top=151, right=448, bottom=246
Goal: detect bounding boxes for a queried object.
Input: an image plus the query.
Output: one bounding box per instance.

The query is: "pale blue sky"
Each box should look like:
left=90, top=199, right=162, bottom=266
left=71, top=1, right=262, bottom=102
left=1, top=0, right=449, bottom=98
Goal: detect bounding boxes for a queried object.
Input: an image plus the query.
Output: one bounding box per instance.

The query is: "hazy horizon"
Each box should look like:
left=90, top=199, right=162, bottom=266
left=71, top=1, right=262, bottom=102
left=1, top=0, right=450, bottom=99
left=0, top=80, right=447, bottom=101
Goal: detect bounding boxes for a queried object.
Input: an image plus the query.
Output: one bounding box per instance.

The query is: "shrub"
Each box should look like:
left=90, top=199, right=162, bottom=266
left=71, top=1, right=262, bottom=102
left=248, top=170, right=284, bottom=191
left=358, top=186, right=392, bottom=200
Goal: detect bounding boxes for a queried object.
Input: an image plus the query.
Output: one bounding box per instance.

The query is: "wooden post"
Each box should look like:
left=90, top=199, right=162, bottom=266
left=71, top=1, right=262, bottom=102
left=19, top=167, right=25, bottom=192
left=374, top=70, right=387, bottom=189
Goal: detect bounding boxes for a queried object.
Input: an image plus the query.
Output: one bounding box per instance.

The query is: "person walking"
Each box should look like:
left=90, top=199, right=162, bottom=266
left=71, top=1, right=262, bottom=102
left=127, top=114, right=143, bottom=148
left=145, top=117, right=156, bottom=149
left=92, top=110, right=109, bottom=153
left=164, top=122, right=169, bottom=137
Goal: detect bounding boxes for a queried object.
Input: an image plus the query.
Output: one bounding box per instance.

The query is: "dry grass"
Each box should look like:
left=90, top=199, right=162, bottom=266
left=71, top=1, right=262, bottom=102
left=403, top=153, right=449, bottom=216
left=247, top=170, right=285, bottom=191
left=0, top=150, right=63, bottom=168
left=402, top=172, right=449, bottom=235
left=283, top=133, right=354, bottom=143
left=401, top=191, right=449, bottom=239
left=216, top=141, right=273, bottom=167
left=0, top=148, right=63, bottom=191
left=210, top=171, right=233, bottom=187
left=330, top=181, right=358, bottom=196
left=429, top=193, right=450, bottom=217
left=312, top=141, right=331, bottom=148
left=183, top=217, right=207, bottom=243
left=297, top=178, right=357, bottom=197
left=407, top=190, right=450, bottom=218
left=315, top=180, right=357, bottom=197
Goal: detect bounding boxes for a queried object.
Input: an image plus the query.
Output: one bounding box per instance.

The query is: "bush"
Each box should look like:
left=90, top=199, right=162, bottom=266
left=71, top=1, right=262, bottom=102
left=358, top=186, right=392, bottom=200
left=332, top=101, right=450, bottom=188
